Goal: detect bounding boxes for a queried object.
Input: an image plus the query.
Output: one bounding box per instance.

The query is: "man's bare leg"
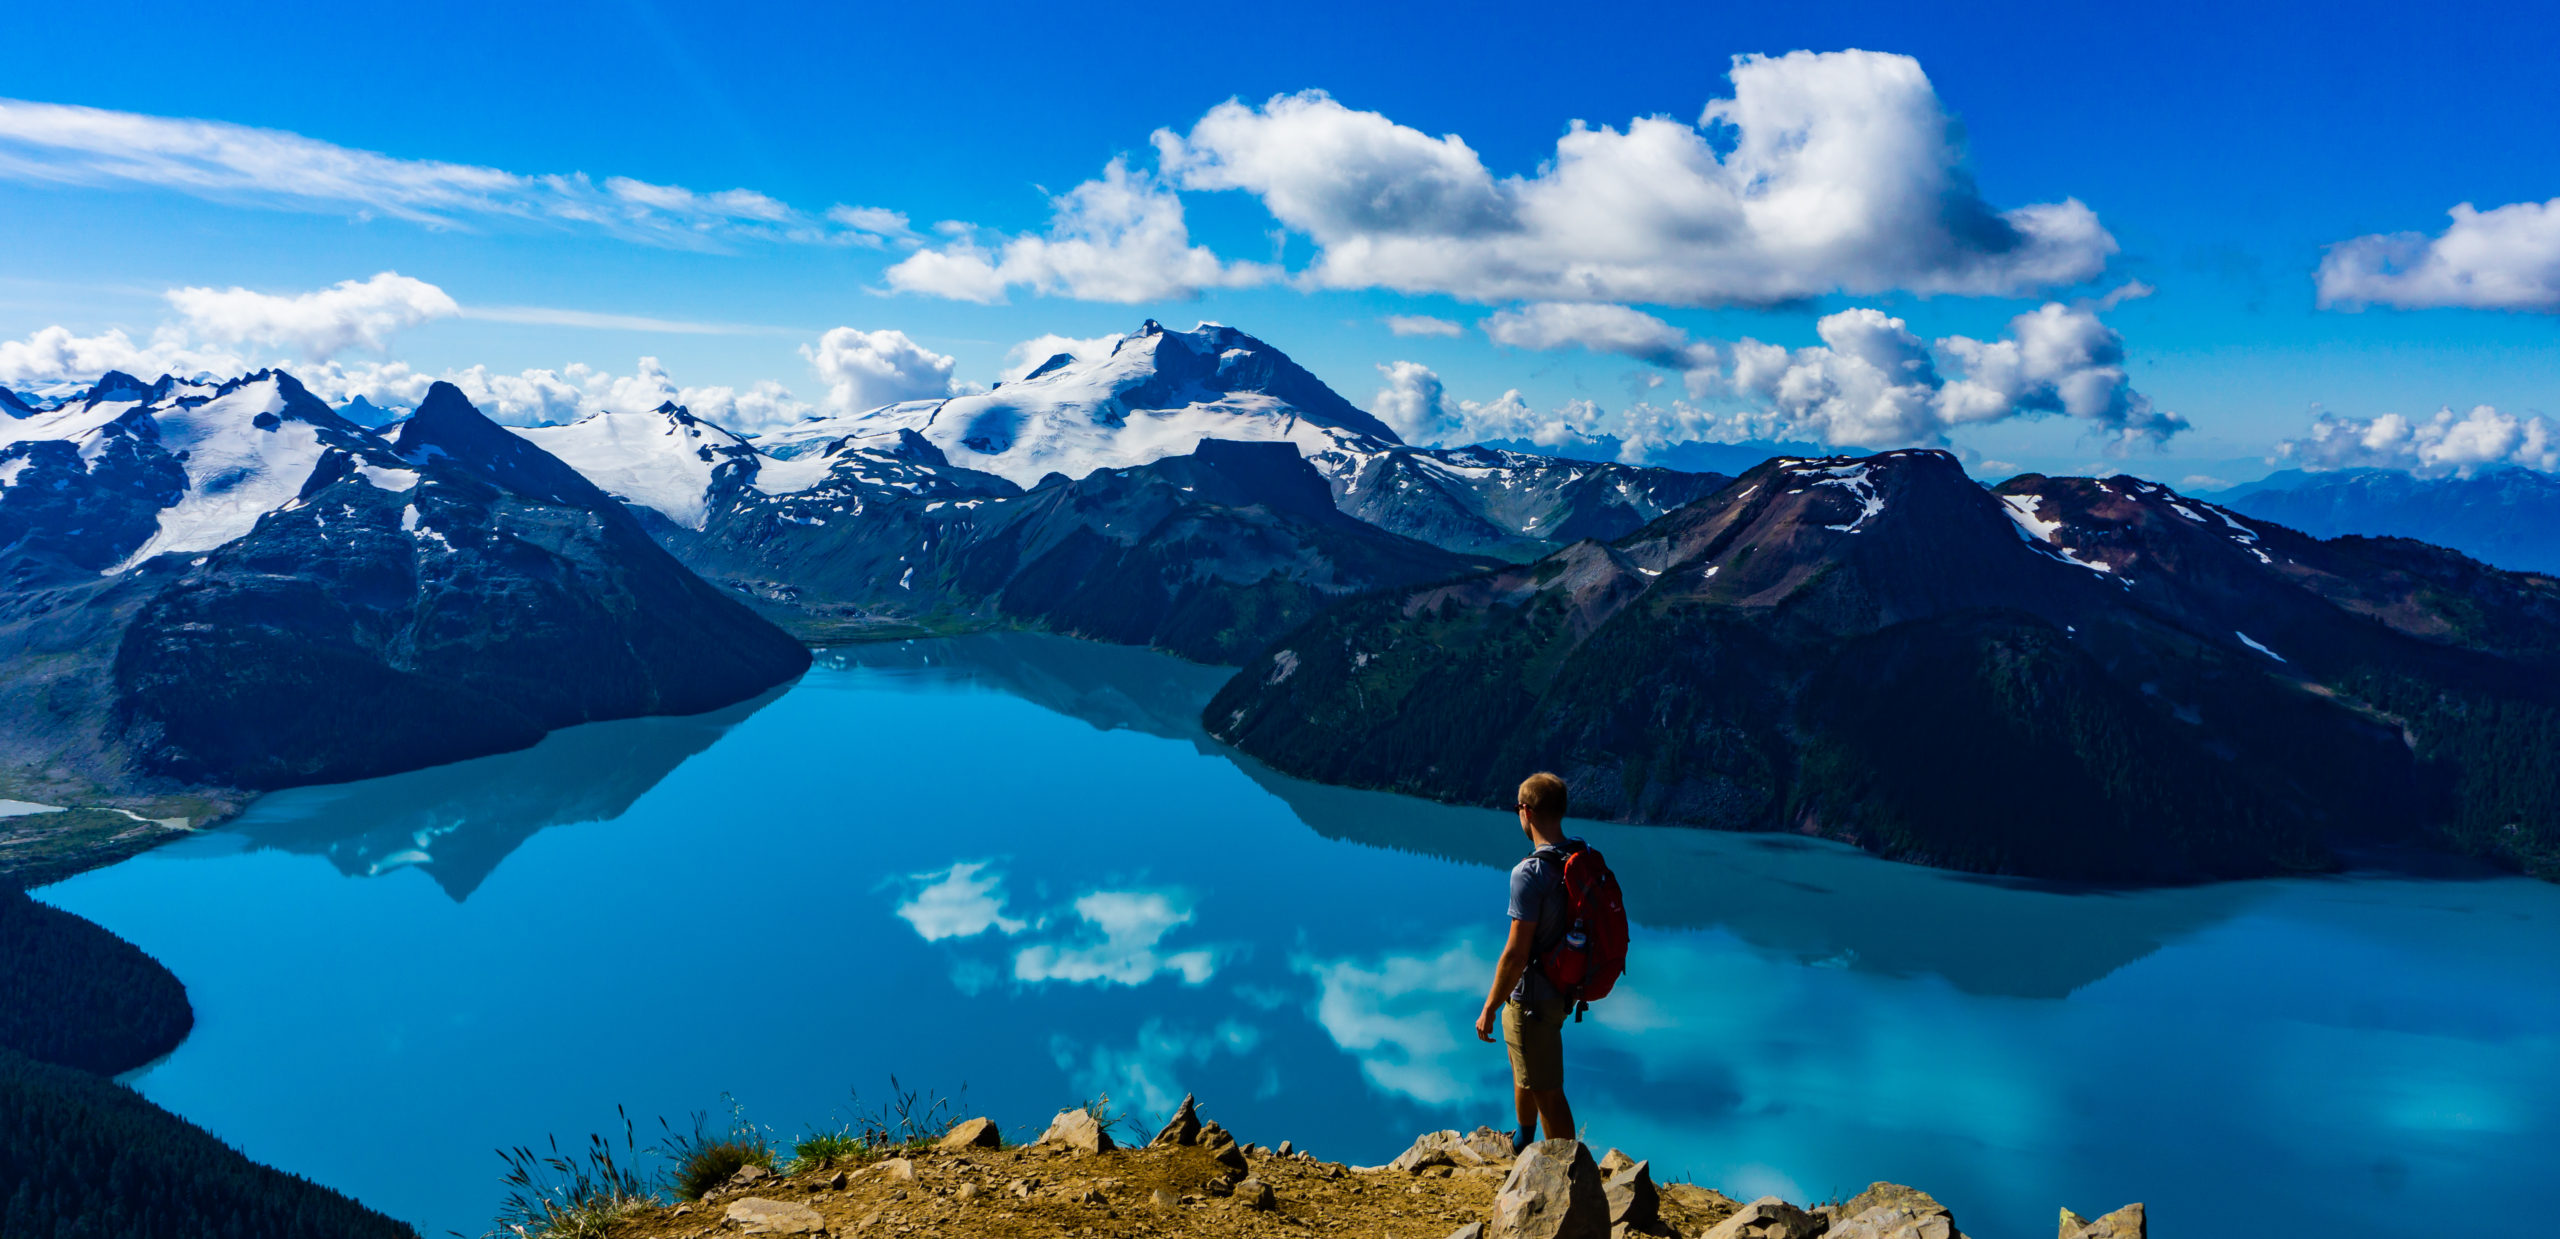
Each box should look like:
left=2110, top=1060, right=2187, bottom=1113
left=1533, top=1089, right=1575, bottom=1144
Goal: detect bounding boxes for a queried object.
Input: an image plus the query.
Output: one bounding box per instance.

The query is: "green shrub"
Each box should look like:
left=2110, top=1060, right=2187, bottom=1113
left=656, top=1100, right=775, bottom=1201
left=786, top=1128, right=865, bottom=1174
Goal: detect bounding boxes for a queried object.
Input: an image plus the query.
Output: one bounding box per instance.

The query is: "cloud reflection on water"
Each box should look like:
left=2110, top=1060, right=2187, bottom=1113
left=895, top=861, right=1030, bottom=940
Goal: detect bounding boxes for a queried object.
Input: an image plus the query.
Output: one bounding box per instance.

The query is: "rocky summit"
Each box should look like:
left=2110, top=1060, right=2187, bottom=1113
left=605, top=1099, right=2142, bottom=1239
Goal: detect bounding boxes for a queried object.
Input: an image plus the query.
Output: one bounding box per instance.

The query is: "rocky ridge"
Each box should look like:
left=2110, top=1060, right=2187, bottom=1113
left=612, top=1095, right=2143, bottom=1239
left=1210, top=449, right=2560, bottom=882
left=0, top=373, right=811, bottom=881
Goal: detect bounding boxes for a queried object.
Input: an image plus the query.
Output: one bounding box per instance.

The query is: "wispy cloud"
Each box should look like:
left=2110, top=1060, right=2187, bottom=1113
left=0, top=97, right=910, bottom=251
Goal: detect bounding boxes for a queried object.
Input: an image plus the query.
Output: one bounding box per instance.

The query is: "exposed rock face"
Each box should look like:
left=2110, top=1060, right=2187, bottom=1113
left=1152, top=1093, right=1203, bottom=1146
left=724, top=1196, right=824, bottom=1234
left=2060, top=1202, right=2146, bottom=1239
left=1700, top=1196, right=1824, bottom=1239
left=1393, top=1129, right=1493, bottom=1172
left=937, top=1117, right=1001, bottom=1149
left=1493, top=1139, right=1607, bottom=1239
left=1036, top=1108, right=1115, bottom=1154
left=1826, top=1183, right=1960, bottom=1239
left=1827, top=1208, right=1957, bottom=1239
left=1603, top=1159, right=1658, bottom=1230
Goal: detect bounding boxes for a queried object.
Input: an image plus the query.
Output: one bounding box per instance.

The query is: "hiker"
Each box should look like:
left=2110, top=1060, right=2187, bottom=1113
left=1475, top=771, right=1626, bottom=1153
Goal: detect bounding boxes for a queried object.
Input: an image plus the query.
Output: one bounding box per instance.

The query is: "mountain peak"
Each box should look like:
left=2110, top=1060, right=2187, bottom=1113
left=823, top=320, right=1401, bottom=488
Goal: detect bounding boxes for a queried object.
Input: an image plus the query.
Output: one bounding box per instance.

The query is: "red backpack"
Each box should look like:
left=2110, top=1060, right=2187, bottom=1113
left=1537, top=845, right=1629, bottom=1019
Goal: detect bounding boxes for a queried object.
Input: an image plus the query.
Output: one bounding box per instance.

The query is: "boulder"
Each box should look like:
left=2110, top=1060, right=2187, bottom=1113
left=1204, top=1131, right=1250, bottom=1176
left=1843, top=1184, right=1950, bottom=1222
left=1604, top=1159, right=1658, bottom=1230
left=724, top=1197, right=825, bottom=1235
left=1154, top=1094, right=1203, bottom=1146
left=1449, top=1225, right=1488, bottom=1239
left=825, top=1170, right=847, bottom=1191
left=1153, top=1187, right=1183, bottom=1208
left=1394, top=1130, right=1491, bottom=1173
left=1038, top=1108, right=1117, bottom=1154
left=1824, top=1183, right=1958, bottom=1239
left=1277, top=1140, right=1295, bottom=1156
left=1699, top=1197, right=1823, bottom=1239
left=1827, top=1207, right=1957, bottom=1239
left=1465, top=1126, right=1520, bottom=1162
left=725, top=1163, right=773, bottom=1192
left=2060, top=1203, right=2145, bottom=1239
left=1493, top=1139, right=1608, bottom=1239
left=1237, top=1177, right=1277, bottom=1210
left=939, top=1117, right=1002, bottom=1149
left=873, top=1157, right=917, bottom=1183
left=1598, top=1148, right=1636, bottom=1175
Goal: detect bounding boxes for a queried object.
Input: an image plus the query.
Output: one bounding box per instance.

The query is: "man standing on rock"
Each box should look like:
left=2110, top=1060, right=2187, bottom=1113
left=1476, top=771, right=1580, bottom=1153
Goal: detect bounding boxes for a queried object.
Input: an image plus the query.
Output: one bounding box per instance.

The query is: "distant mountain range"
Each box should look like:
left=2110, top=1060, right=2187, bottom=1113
left=8, top=321, right=2560, bottom=889
left=517, top=320, right=1725, bottom=659
left=0, top=371, right=808, bottom=866
left=1211, top=451, right=2560, bottom=883
left=2211, top=467, right=2560, bottom=576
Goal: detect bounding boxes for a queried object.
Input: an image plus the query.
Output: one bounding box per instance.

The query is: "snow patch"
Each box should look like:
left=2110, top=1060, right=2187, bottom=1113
left=355, top=464, right=419, bottom=492
left=1266, top=649, right=1300, bottom=684
left=2000, top=492, right=2112, bottom=574
left=1806, top=464, right=1883, bottom=533
left=108, top=378, right=328, bottom=573
left=2235, top=631, right=2287, bottom=663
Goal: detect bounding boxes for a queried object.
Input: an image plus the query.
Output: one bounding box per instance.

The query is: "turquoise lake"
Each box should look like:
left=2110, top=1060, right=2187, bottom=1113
left=37, top=632, right=2560, bottom=1239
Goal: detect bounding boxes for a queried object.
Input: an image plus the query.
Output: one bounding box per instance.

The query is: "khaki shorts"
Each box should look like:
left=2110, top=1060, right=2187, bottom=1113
left=1502, top=998, right=1569, bottom=1090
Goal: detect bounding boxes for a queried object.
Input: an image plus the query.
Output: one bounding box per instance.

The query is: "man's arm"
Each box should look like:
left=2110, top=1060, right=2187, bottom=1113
left=1475, top=918, right=1538, bottom=1042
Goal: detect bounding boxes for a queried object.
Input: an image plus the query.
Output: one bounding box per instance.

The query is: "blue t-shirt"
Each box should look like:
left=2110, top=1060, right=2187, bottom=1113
left=1507, top=840, right=1581, bottom=1004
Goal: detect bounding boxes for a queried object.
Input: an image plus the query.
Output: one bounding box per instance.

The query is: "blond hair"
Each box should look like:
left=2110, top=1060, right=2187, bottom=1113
left=1517, top=772, right=1568, bottom=827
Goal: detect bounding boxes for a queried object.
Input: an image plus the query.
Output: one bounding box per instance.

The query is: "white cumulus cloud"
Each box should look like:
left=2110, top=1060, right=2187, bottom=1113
left=1453, top=295, right=2179, bottom=456
left=2277, top=405, right=2558, bottom=476
left=1371, top=362, right=1603, bottom=451
left=2318, top=199, right=2560, bottom=311
left=803, top=326, right=958, bottom=414
left=885, top=159, right=1275, bottom=303
left=1153, top=52, right=2112, bottom=306
left=164, top=271, right=458, bottom=360
left=1483, top=302, right=1718, bottom=371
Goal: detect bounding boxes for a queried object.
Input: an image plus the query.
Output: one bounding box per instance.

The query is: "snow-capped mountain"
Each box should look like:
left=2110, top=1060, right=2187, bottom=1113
left=533, top=320, right=1723, bottom=563
left=0, top=371, right=808, bottom=836
left=681, top=435, right=1484, bottom=661
left=513, top=402, right=767, bottom=531
left=1212, top=449, right=2560, bottom=882
left=771, top=319, right=1401, bottom=487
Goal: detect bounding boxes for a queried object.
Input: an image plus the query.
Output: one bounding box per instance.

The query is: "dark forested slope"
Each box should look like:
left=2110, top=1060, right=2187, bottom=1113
left=1210, top=451, right=2560, bottom=883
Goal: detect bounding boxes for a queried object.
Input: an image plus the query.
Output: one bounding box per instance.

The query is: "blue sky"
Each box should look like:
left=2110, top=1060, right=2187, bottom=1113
left=4, top=0, right=2556, bottom=484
